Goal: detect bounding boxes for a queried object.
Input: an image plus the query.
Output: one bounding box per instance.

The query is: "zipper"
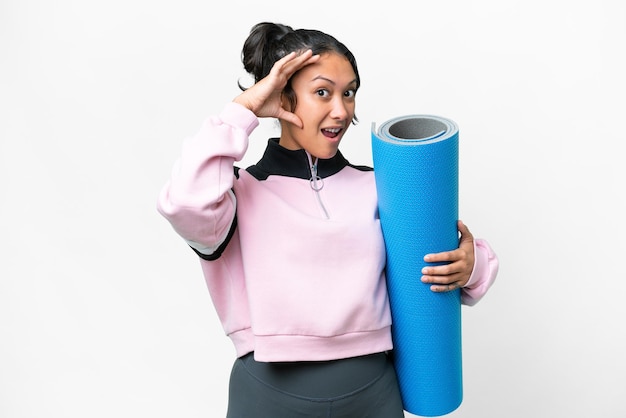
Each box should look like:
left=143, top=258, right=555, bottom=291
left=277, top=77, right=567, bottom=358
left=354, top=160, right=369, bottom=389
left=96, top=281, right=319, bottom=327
left=306, top=152, right=330, bottom=219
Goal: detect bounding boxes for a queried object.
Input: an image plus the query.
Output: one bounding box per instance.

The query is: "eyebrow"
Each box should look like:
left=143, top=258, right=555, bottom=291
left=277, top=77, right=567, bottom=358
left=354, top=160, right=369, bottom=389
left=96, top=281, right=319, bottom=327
left=311, top=75, right=358, bottom=86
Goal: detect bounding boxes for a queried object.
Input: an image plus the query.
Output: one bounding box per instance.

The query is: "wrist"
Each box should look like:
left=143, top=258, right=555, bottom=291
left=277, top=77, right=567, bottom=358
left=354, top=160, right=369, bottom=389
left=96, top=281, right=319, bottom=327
left=232, top=96, right=253, bottom=112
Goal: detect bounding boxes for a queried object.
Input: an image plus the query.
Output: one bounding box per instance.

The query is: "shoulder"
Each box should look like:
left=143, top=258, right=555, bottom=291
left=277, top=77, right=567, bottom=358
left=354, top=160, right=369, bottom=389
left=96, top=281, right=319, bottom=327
left=347, top=163, right=373, bottom=172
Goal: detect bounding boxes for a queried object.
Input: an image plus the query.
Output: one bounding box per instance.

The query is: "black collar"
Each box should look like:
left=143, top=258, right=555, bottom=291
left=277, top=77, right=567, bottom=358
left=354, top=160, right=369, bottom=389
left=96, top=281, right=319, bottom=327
left=245, top=138, right=351, bottom=181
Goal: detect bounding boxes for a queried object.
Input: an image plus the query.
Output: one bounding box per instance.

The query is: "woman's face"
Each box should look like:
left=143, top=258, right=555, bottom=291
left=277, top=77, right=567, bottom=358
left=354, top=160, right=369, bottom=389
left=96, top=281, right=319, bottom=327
left=279, top=52, right=357, bottom=160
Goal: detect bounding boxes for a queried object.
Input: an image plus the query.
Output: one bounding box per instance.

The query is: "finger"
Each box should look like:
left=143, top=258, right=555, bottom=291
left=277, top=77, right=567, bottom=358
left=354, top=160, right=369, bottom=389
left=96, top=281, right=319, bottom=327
left=428, top=281, right=463, bottom=293
left=292, top=49, right=319, bottom=65
left=276, top=49, right=318, bottom=76
left=457, top=220, right=474, bottom=243
left=421, top=260, right=461, bottom=277
left=421, top=268, right=464, bottom=284
left=269, top=51, right=300, bottom=80
left=423, top=248, right=462, bottom=264
left=421, top=267, right=464, bottom=288
left=276, top=109, right=303, bottom=128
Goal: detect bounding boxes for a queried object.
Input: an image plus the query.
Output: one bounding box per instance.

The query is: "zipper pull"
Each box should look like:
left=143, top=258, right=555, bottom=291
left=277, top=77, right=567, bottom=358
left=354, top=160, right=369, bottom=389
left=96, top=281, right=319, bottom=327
left=309, top=162, right=324, bottom=191
left=306, top=152, right=330, bottom=219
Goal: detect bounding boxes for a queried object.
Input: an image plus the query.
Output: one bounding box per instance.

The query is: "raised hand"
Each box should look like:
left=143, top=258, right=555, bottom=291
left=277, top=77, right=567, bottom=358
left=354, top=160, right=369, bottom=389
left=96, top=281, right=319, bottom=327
left=233, top=50, right=320, bottom=127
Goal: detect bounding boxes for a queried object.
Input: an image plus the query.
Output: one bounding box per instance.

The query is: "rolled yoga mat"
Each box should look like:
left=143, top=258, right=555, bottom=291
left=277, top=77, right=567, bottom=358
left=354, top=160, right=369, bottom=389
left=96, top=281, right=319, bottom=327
left=371, top=115, right=462, bottom=417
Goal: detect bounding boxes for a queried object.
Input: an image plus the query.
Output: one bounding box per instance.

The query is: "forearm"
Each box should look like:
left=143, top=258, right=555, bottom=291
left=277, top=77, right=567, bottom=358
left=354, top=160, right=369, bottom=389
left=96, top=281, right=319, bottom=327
left=157, top=102, right=259, bottom=251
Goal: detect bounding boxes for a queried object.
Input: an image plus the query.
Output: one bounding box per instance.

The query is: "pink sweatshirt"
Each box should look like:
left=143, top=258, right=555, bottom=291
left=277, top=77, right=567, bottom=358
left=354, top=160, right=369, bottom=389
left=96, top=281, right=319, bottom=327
left=157, top=102, right=498, bottom=362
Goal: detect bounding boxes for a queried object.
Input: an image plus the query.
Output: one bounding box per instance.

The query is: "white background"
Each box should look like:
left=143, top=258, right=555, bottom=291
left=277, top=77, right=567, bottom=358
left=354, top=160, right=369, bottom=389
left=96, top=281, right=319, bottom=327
left=2, top=0, right=625, bottom=417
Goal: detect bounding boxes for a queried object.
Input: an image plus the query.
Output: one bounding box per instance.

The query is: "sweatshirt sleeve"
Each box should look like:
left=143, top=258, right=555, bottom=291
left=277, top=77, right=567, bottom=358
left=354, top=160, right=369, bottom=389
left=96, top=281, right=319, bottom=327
left=157, top=102, right=259, bottom=256
left=461, top=238, right=499, bottom=306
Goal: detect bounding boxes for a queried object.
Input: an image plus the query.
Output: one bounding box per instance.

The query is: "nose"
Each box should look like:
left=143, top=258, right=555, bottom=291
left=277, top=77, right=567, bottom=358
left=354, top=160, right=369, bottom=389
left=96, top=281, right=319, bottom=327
left=330, top=97, right=350, bottom=121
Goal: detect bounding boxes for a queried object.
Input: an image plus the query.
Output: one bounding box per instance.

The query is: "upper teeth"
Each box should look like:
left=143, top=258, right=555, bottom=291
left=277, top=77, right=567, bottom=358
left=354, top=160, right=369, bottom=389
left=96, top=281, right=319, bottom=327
left=325, top=128, right=340, bottom=133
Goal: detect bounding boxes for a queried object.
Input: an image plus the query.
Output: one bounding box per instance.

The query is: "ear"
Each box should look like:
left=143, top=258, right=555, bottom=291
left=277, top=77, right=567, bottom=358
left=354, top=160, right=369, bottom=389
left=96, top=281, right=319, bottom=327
left=280, top=91, right=290, bottom=111
left=280, top=84, right=299, bottom=113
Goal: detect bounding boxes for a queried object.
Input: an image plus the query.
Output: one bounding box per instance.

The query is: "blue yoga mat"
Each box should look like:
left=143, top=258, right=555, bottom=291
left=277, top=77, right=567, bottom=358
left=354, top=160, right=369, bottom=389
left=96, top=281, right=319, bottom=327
left=371, top=115, right=462, bottom=417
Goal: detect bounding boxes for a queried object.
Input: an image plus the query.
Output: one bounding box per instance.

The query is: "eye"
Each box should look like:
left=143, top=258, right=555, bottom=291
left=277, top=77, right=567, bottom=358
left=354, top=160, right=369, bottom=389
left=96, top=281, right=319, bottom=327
left=316, top=89, right=330, bottom=97
left=344, top=89, right=356, bottom=98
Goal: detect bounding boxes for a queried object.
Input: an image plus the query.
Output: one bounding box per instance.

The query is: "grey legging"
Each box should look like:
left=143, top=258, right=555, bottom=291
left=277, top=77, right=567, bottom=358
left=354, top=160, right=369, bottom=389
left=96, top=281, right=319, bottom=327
left=226, top=351, right=405, bottom=417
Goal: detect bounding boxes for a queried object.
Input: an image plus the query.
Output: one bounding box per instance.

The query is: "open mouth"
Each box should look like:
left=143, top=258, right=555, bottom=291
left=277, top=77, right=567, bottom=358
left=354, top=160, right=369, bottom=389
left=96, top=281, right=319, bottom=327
left=322, top=128, right=342, bottom=139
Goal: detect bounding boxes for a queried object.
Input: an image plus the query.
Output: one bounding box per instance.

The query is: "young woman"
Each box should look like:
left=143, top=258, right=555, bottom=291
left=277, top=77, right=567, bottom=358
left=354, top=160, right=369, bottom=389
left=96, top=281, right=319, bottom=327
left=157, top=22, right=498, bottom=417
